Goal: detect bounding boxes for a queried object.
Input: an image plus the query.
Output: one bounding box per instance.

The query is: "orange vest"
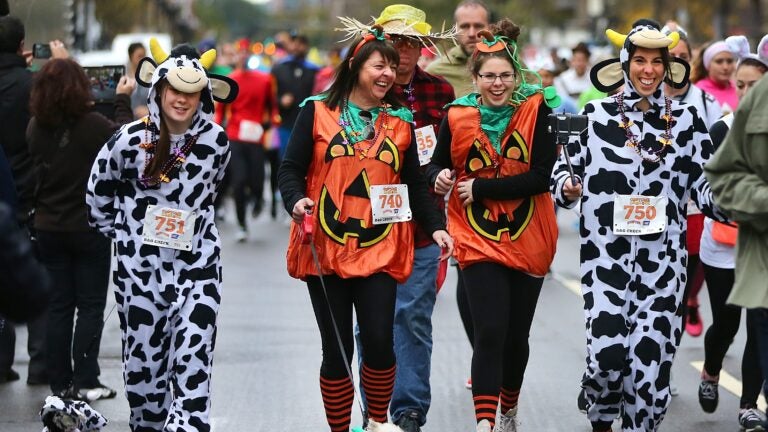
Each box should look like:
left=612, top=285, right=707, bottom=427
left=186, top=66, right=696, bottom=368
left=446, top=94, right=557, bottom=276
left=286, top=101, right=415, bottom=283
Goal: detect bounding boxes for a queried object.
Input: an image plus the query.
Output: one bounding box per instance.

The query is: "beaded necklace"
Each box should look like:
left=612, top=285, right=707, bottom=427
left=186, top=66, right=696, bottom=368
left=401, top=74, right=416, bottom=115
left=616, top=92, right=674, bottom=163
left=139, top=120, right=199, bottom=186
left=475, top=96, right=516, bottom=170
left=337, top=100, right=389, bottom=158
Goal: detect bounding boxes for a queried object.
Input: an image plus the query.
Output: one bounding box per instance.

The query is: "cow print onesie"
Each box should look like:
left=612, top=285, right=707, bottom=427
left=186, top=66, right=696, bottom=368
left=552, top=53, right=728, bottom=431
left=86, top=51, right=230, bottom=432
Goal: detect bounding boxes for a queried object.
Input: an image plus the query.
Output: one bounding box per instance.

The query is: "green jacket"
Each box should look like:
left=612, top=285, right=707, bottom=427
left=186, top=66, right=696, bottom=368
left=425, top=46, right=474, bottom=98
left=704, top=75, right=768, bottom=308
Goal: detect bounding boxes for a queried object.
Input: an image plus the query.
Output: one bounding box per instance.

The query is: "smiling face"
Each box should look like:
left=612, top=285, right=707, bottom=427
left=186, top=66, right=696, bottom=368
left=628, top=47, right=666, bottom=98
left=708, top=51, right=736, bottom=85
left=476, top=57, right=516, bottom=108
left=160, top=83, right=202, bottom=134
left=352, top=50, right=397, bottom=107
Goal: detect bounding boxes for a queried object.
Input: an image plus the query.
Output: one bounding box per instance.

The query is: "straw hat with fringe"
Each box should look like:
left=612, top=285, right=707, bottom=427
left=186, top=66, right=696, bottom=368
left=336, top=4, right=457, bottom=56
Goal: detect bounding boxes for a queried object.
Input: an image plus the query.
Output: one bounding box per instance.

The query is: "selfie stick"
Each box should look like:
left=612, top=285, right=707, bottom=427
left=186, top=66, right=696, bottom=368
left=549, top=114, right=586, bottom=185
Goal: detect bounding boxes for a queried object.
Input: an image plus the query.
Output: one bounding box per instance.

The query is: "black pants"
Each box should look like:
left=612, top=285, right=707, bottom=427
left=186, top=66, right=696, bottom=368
left=702, top=263, right=763, bottom=407
left=456, top=267, right=474, bottom=348
left=306, top=273, right=397, bottom=378
left=37, top=230, right=111, bottom=392
left=230, top=141, right=266, bottom=229
left=265, top=148, right=280, bottom=219
left=462, top=262, right=543, bottom=395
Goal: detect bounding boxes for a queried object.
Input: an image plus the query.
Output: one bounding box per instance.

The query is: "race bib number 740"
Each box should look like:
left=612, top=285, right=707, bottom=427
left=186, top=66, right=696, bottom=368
left=612, top=195, right=668, bottom=235
left=370, top=184, right=412, bottom=225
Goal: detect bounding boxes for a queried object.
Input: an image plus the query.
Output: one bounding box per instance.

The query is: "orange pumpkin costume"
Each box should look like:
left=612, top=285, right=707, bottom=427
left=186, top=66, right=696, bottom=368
left=446, top=93, right=557, bottom=276
left=286, top=100, right=415, bottom=283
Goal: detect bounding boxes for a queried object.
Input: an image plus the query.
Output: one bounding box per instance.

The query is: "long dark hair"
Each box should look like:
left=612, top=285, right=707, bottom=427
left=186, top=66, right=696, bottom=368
left=30, top=58, right=92, bottom=128
left=145, top=79, right=172, bottom=180
left=323, top=34, right=401, bottom=110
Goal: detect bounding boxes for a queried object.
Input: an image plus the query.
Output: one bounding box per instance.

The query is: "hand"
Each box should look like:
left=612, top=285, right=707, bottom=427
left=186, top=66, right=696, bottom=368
left=563, top=177, right=582, bottom=201
left=291, top=197, right=315, bottom=223
left=432, top=230, right=454, bottom=261
left=456, top=179, right=474, bottom=207
left=116, top=76, right=136, bottom=95
left=434, top=168, right=455, bottom=195
left=49, top=40, right=69, bottom=59
left=280, top=93, right=295, bottom=109
left=23, top=50, right=33, bottom=67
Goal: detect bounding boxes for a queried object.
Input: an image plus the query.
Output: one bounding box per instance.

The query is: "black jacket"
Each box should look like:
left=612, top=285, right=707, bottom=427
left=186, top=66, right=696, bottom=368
left=0, top=202, right=49, bottom=322
left=0, top=52, right=34, bottom=223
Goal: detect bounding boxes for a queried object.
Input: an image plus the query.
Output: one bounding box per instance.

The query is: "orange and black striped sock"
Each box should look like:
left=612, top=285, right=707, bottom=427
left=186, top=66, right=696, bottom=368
left=499, top=387, right=520, bottom=414
left=361, top=364, right=396, bottom=423
left=319, top=375, right=355, bottom=432
left=473, top=394, right=499, bottom=428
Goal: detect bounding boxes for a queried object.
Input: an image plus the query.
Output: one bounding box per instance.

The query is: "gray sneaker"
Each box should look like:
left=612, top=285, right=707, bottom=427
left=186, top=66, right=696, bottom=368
left=738, top=408, right=766, bottom=432
left=476, top=419, right=492, bottom=432
left=395, top=411, right=422, bottom=432
left=494, top=407, right=518, bottom=432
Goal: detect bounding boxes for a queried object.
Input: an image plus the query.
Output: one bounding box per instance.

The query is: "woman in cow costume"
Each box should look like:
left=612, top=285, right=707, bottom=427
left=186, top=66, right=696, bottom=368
left=428, top=20, right=560, bottom=432
left=551, top=19, right=728, bottom=432
left=278, top=26, right=453, bottom=431
left=86, top=39, right=237, bottom=432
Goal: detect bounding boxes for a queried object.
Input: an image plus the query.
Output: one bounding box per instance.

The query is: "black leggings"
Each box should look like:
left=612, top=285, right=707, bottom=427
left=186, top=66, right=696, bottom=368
left=306, top=273, right=397, bottom=379
left=230, top=141, right=265, bottom=228
left=702, top=263, right=763, bottom=407
left=462, top=262, right=543, bottom=395
left=456, top=267, right=474, bottom=348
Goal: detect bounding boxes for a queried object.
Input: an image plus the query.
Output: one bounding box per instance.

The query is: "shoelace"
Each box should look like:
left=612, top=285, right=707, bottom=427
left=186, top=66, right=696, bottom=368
left=700, top=381, right=718, bottom=399
left=740, top=408, right=764, bottom=422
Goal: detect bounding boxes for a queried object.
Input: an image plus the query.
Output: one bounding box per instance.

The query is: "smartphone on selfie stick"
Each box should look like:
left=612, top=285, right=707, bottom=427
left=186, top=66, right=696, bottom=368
left=548, top=113, right=588, bottom=185
left=32, top=43, right=52, bottom=59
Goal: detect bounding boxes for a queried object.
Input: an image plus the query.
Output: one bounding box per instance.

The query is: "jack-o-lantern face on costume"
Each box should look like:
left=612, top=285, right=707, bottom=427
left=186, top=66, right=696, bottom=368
left=318, top=131, right=402, bottom=247
left=463, top=131, right=535, bottom=241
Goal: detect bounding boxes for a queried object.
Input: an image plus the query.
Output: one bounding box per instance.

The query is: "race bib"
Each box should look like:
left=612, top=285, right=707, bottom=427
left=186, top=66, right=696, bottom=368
left=370, top=184, right=412, bottom=224
left=415, top=125, right=437, bottom=166
left=612, top=195, right=668, bottom=235
left=238, top=119, right=264, bottom=143
left=142, top=205, right=196, bottom=251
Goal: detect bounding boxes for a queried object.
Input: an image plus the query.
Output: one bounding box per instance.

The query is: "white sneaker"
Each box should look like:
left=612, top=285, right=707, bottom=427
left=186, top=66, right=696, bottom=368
left=669, top=371, right=679, bottom=397
left=476, top=419, right=492, bottom=432
left=79, top=384, right=117, bottom=402
left=495, top=408, right=518, bottom=432
left=235, top=228, right=247, bottom=243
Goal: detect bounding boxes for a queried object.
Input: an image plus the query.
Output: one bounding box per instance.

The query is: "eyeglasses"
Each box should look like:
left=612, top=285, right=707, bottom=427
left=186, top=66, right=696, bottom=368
left=359, top=110, right=374, bottom=140
left=392, top=36, right=421, bottom=50
left=477, top=73, right=516, bottom=84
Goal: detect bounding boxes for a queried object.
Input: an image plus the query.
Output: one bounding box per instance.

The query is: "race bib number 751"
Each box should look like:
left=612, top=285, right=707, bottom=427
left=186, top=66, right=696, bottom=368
left=612, top=195, right=668, bottom=235
left=142, top=205, right=196, bottom=251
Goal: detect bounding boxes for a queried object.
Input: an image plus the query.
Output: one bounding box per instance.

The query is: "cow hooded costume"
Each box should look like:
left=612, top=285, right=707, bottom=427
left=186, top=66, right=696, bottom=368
left=551, top=20, right=727, bottom=432
left=86, top=39, right=237, bottom=432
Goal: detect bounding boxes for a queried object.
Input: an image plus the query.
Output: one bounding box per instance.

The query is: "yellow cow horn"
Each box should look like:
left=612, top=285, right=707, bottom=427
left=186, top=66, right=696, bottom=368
left=200, top=49, right=217, bottom=70
left=606, top=29, right=627, bottom=47
left=149, top=37, right=169, bottom=64
left=667, top=31, right=680, bottom=49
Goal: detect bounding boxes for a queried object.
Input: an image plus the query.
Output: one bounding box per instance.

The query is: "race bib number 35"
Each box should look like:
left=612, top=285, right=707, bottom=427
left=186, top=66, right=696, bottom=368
left=370, top=184, right=412, bottom=225
left=613, top=195, right=668, bottom=235
left=142, top=205, right=196, bottom=251
left=415, top=125, right=437, bottom=166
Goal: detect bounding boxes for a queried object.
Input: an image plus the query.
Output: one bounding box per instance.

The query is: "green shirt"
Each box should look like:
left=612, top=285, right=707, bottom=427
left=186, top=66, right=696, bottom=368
left=426, top=46, right=474, bottom=98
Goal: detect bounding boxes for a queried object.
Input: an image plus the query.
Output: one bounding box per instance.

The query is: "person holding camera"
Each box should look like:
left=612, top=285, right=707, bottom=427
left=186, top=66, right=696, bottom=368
left=551, top=19, right=728, bottom=432
left=27, top=58, right=134, bottom=401
left=427, top=20, right=558, bottom=432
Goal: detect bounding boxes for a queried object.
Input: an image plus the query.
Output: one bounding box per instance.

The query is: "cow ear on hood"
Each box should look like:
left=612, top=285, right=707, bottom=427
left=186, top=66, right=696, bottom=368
left=209, top=74, right=239, bottom=103
left=136, top=57, right=157, bottom=88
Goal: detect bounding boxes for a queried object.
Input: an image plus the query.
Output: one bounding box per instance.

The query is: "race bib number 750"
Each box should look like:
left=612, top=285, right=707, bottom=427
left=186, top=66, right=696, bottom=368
left=612, top=195, right=668, bottom=235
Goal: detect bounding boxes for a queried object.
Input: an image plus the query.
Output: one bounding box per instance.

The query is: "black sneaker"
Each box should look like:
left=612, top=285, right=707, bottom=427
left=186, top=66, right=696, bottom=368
left=0, top=369, right=20, bottom=384
left=738, top=408, right=766, bottom=432
left=52, top=385, right=84, bottom=401
left=698, top=379, right=719, bottom=413
left=577, top=387, right=589, bottom=414
left=395, top=411, right=422, bottom=432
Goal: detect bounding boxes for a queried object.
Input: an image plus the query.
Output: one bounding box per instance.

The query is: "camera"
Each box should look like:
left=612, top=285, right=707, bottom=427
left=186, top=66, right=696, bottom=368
left=548, top=113, right=588, bottom=142
left=32, top=43, right=52, bottom=59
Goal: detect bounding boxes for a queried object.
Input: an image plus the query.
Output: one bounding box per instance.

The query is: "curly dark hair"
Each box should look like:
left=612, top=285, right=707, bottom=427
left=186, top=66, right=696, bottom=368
left=30, top=58, right=92, bottom=128
left=470, top=19, right=522, bottom=76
